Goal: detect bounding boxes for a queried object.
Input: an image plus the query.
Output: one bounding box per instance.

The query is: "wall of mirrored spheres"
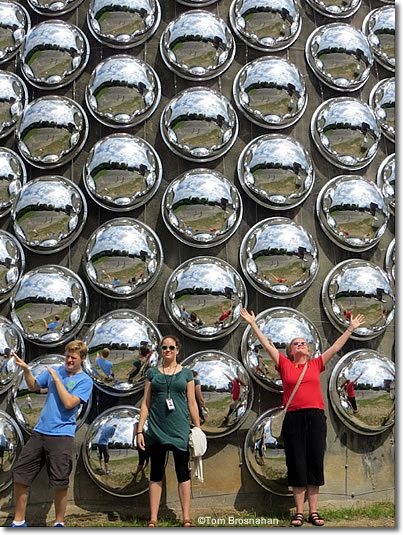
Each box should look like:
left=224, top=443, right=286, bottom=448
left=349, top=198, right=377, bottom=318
left=0, top=0, right=394, bottom=514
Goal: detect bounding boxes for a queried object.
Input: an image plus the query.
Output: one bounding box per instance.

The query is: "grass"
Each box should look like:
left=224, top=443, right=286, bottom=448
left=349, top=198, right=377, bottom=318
left=64, top=502, right=394, bottom=527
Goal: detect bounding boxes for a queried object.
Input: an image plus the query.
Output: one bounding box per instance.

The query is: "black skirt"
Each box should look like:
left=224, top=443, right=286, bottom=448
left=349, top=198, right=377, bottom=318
left=282, top=408, right=327, bottom=487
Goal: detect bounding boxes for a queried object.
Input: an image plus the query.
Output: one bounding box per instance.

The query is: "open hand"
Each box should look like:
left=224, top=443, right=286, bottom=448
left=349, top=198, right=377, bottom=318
left=13, top=352, right=29, bottom=370
left=350, top=314, right=365, bottom=331
left=137, top=433, right=145, bottom=451
left=45, top=365, right=59, bottom=381
left=240, top=308, right=255, bottom=325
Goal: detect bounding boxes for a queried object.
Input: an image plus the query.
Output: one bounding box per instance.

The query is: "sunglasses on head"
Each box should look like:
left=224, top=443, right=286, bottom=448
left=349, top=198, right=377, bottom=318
left=161, top=345, right=178, bottom=351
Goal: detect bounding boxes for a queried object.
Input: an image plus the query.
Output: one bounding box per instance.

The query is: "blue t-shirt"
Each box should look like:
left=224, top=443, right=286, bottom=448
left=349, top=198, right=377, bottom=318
left=98, top=425, right=116, bottom=445
left=34, top=366, right=93, bottom=437
left=47, top=320, right=59, bottom=330
left=0, top=359, right=7, bottom=372
left=0, top=434, right=6, bottom=447
left=95, top=357, right=113, bottom=376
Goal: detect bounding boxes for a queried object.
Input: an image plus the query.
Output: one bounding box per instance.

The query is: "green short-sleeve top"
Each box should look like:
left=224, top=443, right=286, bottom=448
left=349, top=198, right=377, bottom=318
left=145, top=366, right=194, bottom=451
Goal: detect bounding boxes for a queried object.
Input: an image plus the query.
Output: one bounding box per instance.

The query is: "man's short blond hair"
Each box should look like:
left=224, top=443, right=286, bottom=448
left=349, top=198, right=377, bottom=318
left=65, top=340, right=88, bottom=359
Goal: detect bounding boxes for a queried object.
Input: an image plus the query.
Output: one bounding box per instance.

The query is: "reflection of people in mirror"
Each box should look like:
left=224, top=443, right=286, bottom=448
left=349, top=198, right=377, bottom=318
left=0, top=433, right=7, bottom=470
left=131, top=422, right=150, bottom=479
left=97, top=424, right=117, bottom=475
left=9, top=341, right=93, bottom=527
left=221, top=373, right=246, bottom=427
left=0, top=357, right=7, bottom=376
left=190, top=312, right=203, bottom=327
left=136, top=335, right=200, bottom=527
left=216, top=303, right=232, bottom=326
left=192, top=371, right=208, bottom=424
left=95, top=348, right=115, bottom=381
left=240, top=308, right=365, bottom=527
left=25, top=396, right=32, bottom=410
left=180, top=305, right=190, bottom=321
left=42, top=315, right=60, bottom=331
left=341, top=373, right=363, bottom=414
left=128, top=346, right=152, bottom=383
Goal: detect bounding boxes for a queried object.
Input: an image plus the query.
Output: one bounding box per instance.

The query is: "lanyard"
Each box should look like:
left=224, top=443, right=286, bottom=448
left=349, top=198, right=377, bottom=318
left=162, top=363, right=178, bottom=398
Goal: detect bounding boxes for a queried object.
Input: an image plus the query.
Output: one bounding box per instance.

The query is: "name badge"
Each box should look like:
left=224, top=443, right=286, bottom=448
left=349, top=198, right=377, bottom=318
left=166, top=397, right=175, bottom=411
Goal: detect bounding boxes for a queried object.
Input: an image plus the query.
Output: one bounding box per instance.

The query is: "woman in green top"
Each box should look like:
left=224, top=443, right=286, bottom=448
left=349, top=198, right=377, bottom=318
left=137, top=335, right=200, bottom=527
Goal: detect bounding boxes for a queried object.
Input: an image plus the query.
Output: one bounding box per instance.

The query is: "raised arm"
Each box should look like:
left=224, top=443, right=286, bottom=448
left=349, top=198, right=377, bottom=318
left=13, top=353, right=40, bottom=392
left=45, top=366, right=82, bottom=409
left=136, top=380, right=152, bottom=450
left=322, top=314, right=365, bottom=366
left=240, top=309, right=279, bottom=366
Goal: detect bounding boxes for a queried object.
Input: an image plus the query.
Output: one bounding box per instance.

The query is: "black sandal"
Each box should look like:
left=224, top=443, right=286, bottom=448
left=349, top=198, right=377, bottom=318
left=308, top=512, right=325, bottom=526
left=291, top=513, right=304, bottom=527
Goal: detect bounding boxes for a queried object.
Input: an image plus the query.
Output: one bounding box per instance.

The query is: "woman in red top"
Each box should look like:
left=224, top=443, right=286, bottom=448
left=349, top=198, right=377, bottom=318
left=240, top=308, right=365, bottom=527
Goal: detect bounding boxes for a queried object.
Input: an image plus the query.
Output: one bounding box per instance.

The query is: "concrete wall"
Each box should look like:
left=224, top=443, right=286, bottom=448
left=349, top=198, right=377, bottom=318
left=0, top=0, right=394, bottom=525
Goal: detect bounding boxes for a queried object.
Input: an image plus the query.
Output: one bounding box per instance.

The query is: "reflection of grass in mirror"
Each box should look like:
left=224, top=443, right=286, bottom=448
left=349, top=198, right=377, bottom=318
left=173, top=205, right=226, bottom=233
left=336, top=301, right=386, bottom=326
left=27, top=129, right=71, bottom=157
left=97, top=90, right=142, bottom=115
left=174, top=44, right=216, bottom=68
left=95, top=173, right=144, bottom=199
left=94, top=258, right=145, bottom=286
left=17, top=405, right=42, bottom=430
left=100, top=15, right=142, bottom=35
left=248, top=91, right=291, bottom=115
left=323, top=58, right=362, bottom=80
left=175, top=123, right=221, bottom=148
left=255, top=259, right=305, bottom=285
left=254, top=170, right=298, bottom=195
left=353, top=393, right=393, bottom=426
left=19, top=211, right=71, bottom=242
left=260, top=455, right=288, bottom=483
left=205, top=395, right=232, bottom=427
left=30, top=52, right=72, bottom=78
left=331, top=212, right=377, bottom=238
left=325, top=131, right=367, bottom=157
left=89, top=450, right=149, bottom=488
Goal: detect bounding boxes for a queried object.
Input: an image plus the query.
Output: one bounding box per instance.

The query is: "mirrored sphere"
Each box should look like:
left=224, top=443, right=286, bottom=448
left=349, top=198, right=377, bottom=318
left=0, top=71, right=28, bottom=139
left=0, top=231, right=25, bottom=304
left=329, top=350, right=394, bottom=435
left=87, top=0, right=161, bottom=49
left=164, top=257, right=247, bottom=341
left=86, top=55, right=161, bottom=128
left=0, top=316, right=25, bottom=395
left=229, top=0, right=301, bottom=52
left=305, top=0, right=361, bottom=18
left=181, top=351, right=253, bottom=438
left=11, top=355, right=91, bottom=434
left=162, top=168, right=243, bottom=248
left=305, top=23, right=373, bottom=92
left=240, top=307, right=322, bottom=393
left=0, top=0, right=30, bottom=64
left=316, top=175, right=389, bottom=252
left=369, top=77, right=395, bottom=143
left=0, top=409, right=24, bottom=493
left=160, top=10, right=235, bottom=81
left=82, top=406, right=150, bottom=496
left=362, top=7, right=395, bottom=72
left=26, top=0, right=84, bottom=16
left=321, top=259, right=394, bottom=340
left=12, top=176, right=87, bottom=254
left=0, top=147, right=26, bottom=217
left=19, top=21, right=89, bottom=90
left=233, top=56, right=307, bottom=129
left=377, top=153, right=395, bottom=216
left=160, top=87, right=238, bottom=162
left=16, top=96, right=89, bottom=169
left=237, top=134, right=314, bottom=210
left=82, top=309, right=161, bottom=396
left=385, top=238, right=395, bottom=285
left=311, top=97, right=381, bottom=170
left=244, top=408, right=291, bottom=496
left=10, top=265, right=89, bottom=347
left=83, top=218, right=163, bottom=299
left=240, top=218, right=319, bottom=299
left=83, top=134, right=162, bottom=211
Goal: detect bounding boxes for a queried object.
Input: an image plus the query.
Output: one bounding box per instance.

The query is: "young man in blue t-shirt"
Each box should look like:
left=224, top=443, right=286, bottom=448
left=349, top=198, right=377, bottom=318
left=8, top=340, right=93, bottom=528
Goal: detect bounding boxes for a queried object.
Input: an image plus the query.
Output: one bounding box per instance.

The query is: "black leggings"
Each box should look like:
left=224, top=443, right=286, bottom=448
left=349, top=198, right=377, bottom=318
left=282, top=409, right=327, bottom=487
left=148, top=443, right=190, bottom=483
